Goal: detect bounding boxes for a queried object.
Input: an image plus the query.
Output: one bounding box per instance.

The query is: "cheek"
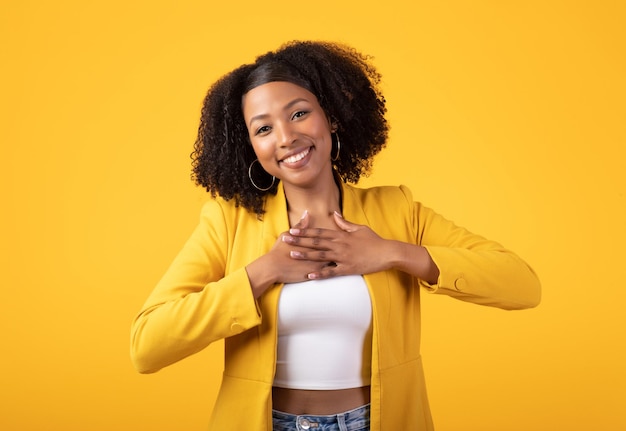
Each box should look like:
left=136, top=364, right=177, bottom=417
left=250, top=139, right=273, bottom=160
left=313, top=116, right=333, bottom=139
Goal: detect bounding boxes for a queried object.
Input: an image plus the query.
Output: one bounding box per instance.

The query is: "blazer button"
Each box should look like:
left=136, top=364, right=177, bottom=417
left=454, top=277, right=467, bottom=291
left=230, top=322, right=243, bottom=332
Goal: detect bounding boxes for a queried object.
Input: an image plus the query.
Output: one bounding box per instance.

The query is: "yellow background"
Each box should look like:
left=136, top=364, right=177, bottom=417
left=1, top=1, right=624, bottom=430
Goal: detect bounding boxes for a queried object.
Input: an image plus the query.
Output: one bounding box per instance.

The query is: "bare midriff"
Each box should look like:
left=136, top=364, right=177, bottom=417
left=272, top=386, right=371, bottom=415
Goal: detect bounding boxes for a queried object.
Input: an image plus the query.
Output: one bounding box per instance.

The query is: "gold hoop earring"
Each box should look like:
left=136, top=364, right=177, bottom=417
left=332, top=133, right=341, bottom=161
left=248, top=159, right=276, bottom=192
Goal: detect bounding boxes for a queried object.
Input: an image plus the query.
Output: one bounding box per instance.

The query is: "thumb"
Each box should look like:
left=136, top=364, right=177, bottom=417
left=294, top=210, right=310, bottom=229
left=333, top=211, right=358, bottom=232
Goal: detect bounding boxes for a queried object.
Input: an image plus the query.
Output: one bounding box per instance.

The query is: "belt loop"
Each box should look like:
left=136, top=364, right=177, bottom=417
left=337, top=413, right=348, bottom=431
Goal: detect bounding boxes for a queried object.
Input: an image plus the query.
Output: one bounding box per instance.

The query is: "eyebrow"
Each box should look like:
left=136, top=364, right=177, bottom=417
left=247, top=98, right=310, bottom=127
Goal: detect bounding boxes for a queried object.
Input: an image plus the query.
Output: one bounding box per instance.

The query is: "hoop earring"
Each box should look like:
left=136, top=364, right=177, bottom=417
left=248, top=159, right=276, bottom=192
left=332, top=133, right=341, bottom=162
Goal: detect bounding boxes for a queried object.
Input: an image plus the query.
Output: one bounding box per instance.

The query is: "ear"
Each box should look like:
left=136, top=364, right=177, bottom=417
left=329, top=116, right=339, bottom=133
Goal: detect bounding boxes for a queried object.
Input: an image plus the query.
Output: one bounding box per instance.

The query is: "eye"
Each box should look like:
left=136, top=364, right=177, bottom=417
left=292, top=110, right=309, bottom=120
left=255, top=125, right=271, bottom=136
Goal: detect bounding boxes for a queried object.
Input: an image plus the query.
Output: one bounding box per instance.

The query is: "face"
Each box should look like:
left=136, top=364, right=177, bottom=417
left=242, top=81, right=336, bottom=190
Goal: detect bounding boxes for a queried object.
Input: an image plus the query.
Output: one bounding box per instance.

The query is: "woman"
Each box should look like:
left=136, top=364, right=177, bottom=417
left=130, top=41, right=541, bottom=430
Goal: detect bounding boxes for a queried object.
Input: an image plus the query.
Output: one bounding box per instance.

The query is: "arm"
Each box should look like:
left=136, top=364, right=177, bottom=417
left=130, top=200, right=261, bottom=374
left=131, top=204, right=340, bottom=373
left=245, top=210, right=333, bottom=298
left=414, top=198, right=541, bottom=309
left=292, top=212, right=441, bottom=285
left=284, top=185, right=541, bottom=310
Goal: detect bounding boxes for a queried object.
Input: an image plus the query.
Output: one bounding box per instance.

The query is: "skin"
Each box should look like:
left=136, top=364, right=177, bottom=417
left=241, top=81, right=440, bottom=414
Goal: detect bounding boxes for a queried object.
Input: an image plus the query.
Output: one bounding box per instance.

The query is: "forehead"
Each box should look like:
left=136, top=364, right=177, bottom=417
left=242, top=81, right=320, bottom=117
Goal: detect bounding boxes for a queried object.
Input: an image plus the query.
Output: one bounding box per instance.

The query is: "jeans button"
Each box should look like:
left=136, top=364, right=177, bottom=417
left=299, top=418, right=311, bottom=429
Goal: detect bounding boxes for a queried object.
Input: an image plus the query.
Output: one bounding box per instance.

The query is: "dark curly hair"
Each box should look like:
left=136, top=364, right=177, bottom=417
left=191, top=40, right=389, bottom=216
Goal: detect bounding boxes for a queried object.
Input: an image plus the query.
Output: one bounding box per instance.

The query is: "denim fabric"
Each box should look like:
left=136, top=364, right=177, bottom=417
left=272, top=404, right=370, bottom=431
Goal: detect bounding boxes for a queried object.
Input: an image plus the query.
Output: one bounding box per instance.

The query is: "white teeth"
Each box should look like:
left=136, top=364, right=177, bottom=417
left=283, top=147, right=310, bottom=164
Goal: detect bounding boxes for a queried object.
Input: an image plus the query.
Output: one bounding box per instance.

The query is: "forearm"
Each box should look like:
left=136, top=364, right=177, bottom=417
left=423, top=245, right=541, bottom=309
left=386, top=240, right=440, bottom=285
left=130, top=268, right=260, bottom=373
left=412, top=196, right=541, bottom=309
left=245, top=255, right=279, bottom=299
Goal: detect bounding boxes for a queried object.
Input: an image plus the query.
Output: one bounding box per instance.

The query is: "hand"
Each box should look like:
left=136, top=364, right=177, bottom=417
left=283, top=212, right=392, bottom=280
left=247, top=211, right=334, bottom=297
left=266, top=211, right=336, bottom=283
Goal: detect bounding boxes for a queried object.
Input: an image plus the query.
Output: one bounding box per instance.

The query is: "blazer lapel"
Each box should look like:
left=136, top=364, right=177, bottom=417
left=342, top=182, right=390, bottom=373
left=260, top=181, right=290, bottom=253
left=257, top=181, right=288, bottom=337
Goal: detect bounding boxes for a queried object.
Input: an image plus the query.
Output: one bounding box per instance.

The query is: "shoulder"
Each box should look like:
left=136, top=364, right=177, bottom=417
left=200, top=194, right=232, bottom=219
left=345, top=183, right=414, bottom=207
left=344, top=184, right=418, bottom=238
left=199, top=194, right=258, bottom=228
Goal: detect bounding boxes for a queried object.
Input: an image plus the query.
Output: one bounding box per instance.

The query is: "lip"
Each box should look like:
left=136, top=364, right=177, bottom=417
left=279, top=146, right=313, bottom=167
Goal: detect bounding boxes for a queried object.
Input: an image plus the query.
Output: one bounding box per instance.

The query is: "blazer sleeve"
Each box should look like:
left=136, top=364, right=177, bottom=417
left=130, top=199, right=262, bottom=374
left=401, top=185, right=541, bottom=310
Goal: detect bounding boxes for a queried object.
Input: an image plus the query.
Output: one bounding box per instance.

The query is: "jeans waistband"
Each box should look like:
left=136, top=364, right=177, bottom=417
left=272, top=404, right=370, bottom=431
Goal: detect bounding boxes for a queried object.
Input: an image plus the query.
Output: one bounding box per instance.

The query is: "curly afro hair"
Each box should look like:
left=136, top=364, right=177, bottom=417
left=191, top=40, right=389, bottom=216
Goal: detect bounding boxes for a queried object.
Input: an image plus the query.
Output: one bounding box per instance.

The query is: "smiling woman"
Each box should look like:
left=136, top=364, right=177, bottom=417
left=189, top=41, right=389, bottom=216
left=243, top=81, right=336, bottom=200
left=130, top=40, right=541, bottom=431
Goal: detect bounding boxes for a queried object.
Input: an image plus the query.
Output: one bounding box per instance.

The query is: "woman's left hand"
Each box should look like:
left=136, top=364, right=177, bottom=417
left=283, top=212, right=394, bottom=280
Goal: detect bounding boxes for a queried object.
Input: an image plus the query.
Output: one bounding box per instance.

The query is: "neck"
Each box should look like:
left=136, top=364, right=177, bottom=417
left=283, top=173, right=342, bottom=227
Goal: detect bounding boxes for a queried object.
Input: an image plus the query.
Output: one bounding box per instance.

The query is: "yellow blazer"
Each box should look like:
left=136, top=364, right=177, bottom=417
left=131, top=182, right=540, bottom=430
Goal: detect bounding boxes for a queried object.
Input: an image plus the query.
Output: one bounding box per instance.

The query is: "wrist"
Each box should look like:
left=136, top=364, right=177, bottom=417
left=245, top=256, right=277, bottom=298
left=388, top=241, right=439, bottom=284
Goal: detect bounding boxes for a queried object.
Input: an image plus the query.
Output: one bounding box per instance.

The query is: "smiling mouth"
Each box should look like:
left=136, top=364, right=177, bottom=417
left=281, top=147, right=311, bottom=164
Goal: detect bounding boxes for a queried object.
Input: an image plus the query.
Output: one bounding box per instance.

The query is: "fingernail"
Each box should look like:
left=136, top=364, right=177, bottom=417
left=289, top=228, right=300, bottom=235
left=334, top=211, right=343, bottom=218
left=307, top=273, right=318, bottom=280
left=300, top=210, right=308, bottom=219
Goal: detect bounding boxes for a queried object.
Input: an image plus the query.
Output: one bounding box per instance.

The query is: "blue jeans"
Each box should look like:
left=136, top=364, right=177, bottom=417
left=272, top=404, right=370, bottom=431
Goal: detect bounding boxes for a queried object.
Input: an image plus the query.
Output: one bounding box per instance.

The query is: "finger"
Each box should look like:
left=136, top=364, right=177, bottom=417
left=333, top=211, right=358, bottom=232
left=307, top=265, right=338, bottom=280
left=290, top=250, right=305, bottom=259
left=282, top=234, right=301, bottom=245
left=290, top=249, right=335, bottom=262
left=289, top=226, right=333, bottom=238
left=284, top=235, right=336, bottom=251
left=293, top=210, right=310, bottom=229
left=282, top=235, right=322, bottom=248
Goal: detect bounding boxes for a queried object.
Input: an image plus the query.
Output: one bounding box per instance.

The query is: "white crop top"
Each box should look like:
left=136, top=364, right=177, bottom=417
left=273, top=275, right=373, bottom=390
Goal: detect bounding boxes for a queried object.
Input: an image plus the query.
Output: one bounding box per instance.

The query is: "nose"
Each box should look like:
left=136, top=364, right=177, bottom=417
left=275, top=122, right=296, bottom=147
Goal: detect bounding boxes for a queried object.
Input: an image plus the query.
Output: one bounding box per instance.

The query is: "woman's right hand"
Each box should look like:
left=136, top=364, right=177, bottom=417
left=245, top=211, right=333, bottom=298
